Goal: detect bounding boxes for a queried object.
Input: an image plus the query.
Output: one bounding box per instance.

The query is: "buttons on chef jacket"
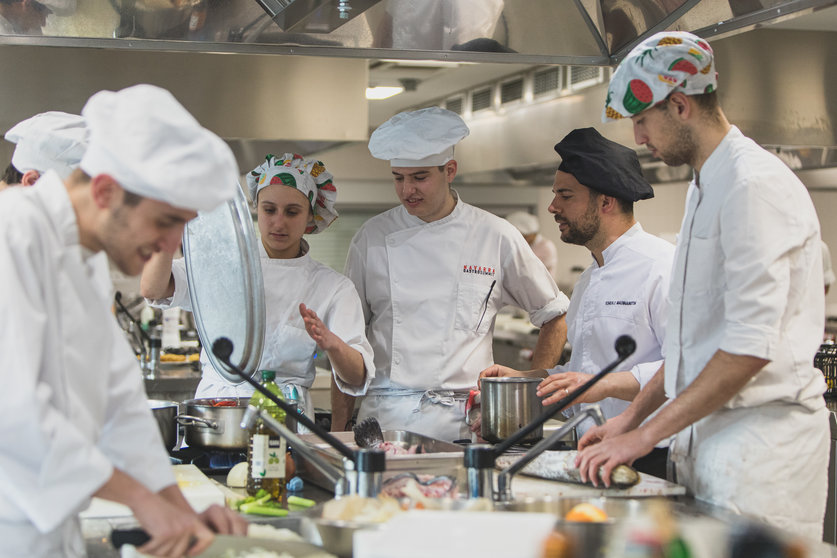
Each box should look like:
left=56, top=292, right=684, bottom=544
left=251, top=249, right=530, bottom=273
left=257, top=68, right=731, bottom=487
left=394, top=354, right=401, bottom=365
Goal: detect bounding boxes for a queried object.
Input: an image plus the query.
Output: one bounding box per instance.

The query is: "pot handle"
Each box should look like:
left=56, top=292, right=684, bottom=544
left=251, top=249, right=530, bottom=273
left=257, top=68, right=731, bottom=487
left=176, top=414, right=220, bottom=430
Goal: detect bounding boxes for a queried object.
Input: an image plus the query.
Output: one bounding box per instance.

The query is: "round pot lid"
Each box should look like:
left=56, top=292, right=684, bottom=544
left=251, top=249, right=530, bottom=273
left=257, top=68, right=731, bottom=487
left=183, top=182, right=265, bottom=384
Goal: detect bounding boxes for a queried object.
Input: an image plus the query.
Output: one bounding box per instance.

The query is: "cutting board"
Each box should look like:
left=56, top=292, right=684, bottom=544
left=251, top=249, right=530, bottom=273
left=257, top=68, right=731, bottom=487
left=508, top=471, right=686, bottom=499
left=80, top=464, right=226, bottom=518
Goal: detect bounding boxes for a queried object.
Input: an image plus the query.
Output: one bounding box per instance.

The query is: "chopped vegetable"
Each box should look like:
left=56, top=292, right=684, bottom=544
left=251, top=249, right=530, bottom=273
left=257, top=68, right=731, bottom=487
left=210, top=399, right=239, bottom=407
left=287, top=495, right=315, bottom=509
left=232, top=489, right=301, bottom=517
left=239, top=503, right=289, bottom=517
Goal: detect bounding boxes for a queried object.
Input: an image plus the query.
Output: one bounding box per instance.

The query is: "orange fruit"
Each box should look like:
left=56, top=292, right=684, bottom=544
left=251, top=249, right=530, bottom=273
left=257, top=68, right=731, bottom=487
left=564, top=502, right=608, bottom=522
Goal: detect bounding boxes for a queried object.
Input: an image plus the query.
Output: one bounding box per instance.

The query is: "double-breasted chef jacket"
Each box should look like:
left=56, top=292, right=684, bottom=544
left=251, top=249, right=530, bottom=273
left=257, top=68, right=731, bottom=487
left=346, top=191, right=569, bottom=442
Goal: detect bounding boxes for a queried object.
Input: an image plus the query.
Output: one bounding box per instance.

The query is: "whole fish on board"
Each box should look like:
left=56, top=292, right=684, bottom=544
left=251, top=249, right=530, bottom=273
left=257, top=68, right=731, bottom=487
left=495, top=450, right=640, bottom=488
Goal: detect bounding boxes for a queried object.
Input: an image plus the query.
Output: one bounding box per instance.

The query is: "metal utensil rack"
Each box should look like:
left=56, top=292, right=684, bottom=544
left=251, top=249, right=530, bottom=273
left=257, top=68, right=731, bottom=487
left=815, top=343, right=837, bottom=398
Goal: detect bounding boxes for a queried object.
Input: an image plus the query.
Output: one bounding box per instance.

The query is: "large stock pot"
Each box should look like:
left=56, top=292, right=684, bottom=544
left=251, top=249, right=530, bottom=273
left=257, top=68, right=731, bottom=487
left=148, top=399, right=179, bottom=451
left=176, top=397, right=251, bottom=450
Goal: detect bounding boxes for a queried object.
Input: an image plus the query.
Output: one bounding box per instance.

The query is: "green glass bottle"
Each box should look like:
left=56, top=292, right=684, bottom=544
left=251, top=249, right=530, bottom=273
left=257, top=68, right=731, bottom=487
left=246, top=370, right=287, bottom=502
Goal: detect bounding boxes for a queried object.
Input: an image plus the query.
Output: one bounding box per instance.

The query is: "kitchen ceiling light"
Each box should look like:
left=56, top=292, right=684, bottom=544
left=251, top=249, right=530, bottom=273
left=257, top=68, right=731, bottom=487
left=365, top=86, right=404, bottom=100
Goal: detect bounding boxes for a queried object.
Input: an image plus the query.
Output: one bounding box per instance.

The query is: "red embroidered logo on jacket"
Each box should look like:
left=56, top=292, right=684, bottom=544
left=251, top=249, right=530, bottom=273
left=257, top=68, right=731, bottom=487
left=463, top=265, right=496, bottom=277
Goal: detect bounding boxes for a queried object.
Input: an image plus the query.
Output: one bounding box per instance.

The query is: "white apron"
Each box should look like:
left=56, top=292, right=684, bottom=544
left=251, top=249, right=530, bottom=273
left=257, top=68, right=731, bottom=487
left=670, top=403, right=829, bottom=540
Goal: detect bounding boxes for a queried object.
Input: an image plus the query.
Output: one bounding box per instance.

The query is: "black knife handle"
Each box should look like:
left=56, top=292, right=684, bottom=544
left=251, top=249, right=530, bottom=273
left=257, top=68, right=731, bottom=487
left=111, top=528, right=151, bottom=548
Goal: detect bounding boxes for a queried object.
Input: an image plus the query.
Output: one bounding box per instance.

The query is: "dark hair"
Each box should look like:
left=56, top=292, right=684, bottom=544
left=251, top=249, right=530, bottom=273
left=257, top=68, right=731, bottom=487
left=691, top=90, right=720, bottom=112
left=654, top=90, right=721, bottom=123
left=589, top=189, right=634, bottom=216
left=615, top=198, right=634, bottom=215
left=122, top=189, right=143, bottom=207
left=1, top=163, right=22, bottom=185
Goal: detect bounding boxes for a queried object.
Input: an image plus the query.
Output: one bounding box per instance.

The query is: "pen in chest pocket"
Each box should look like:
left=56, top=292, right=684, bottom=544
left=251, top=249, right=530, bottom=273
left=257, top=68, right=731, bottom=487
left=475, top=279, right=497, bottom=331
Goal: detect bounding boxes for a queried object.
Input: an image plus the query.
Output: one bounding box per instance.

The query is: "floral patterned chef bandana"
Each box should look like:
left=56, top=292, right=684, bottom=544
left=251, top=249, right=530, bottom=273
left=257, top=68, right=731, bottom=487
left=602, top=31, right=717, bottom=122
left=246, top=153, right=338, bottom=234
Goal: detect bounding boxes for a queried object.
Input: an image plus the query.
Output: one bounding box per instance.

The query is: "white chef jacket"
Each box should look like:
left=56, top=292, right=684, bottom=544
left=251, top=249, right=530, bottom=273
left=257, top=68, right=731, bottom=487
left=551, top=223, right=673, bottom=439
left=346, top=191, right=569, bottom=441
left=151, top=241, right=374, bottom=420
left=531, top=233, right=559, bottom=280
left=664, top=126, right=828, bottom=539
left=0, top=172, right=175, bottom=557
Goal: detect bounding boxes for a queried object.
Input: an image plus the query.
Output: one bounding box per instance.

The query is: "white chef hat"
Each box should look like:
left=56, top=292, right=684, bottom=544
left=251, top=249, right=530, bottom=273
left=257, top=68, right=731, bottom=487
left=79, top=84, right=239, bottom=212
left=505, top=211, right=539, bottom=235
left=4, top=111, right=88, bottom=179
left=37, top=0, right=76, bottom=16
left=368, top=106, right=470, bottom=167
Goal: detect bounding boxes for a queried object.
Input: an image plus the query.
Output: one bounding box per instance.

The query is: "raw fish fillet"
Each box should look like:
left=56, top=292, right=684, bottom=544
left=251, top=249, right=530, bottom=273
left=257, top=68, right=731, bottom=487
left=495, top=450, right=640, bottom=488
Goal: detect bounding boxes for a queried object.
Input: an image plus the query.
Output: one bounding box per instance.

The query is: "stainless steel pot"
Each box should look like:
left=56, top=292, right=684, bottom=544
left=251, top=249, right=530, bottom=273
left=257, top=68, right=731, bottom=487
left=148, top=399, right=179, bottom=452
left=177, top=398, right=251, bottom=450
left=481, top=377, right=544, bottom=443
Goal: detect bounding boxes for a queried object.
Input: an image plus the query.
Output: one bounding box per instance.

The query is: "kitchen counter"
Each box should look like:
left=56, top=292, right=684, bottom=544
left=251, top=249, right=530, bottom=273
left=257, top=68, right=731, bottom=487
left=84, top=464, right=837, bottom=558
left=83, top=471, right=333, bottom=558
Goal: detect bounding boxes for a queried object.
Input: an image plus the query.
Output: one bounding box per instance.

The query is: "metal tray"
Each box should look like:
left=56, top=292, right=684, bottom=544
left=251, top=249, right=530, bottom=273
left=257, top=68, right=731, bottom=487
left=294, top=430, right=464, bottom=493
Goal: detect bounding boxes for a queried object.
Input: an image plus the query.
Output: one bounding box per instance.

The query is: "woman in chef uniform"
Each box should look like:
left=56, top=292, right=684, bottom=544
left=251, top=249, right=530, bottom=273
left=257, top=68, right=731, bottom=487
left=143, top=154, right=374, bottom=423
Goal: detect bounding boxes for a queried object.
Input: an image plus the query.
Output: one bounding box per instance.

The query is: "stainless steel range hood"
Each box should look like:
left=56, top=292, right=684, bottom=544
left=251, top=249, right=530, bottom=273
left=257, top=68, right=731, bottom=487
left=4, top=0, right=832, bottom=63
left=0, top=0, right=835, bottom=175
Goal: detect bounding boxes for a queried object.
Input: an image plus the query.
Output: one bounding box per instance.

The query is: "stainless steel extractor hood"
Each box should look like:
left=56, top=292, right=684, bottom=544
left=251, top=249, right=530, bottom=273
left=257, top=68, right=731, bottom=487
left=1, top=0, right=833, bottom=64
left=1, top=0, right=836, bottom=175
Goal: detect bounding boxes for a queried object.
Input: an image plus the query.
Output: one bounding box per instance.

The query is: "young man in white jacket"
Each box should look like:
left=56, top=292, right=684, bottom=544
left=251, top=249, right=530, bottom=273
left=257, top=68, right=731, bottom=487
left=481, top=127, right=674, bottom=478
left=333, top=107, right=570, bottom=442
left=0, top=84, right=248, bottom=557
left=576, top=31, right=829, bottom=540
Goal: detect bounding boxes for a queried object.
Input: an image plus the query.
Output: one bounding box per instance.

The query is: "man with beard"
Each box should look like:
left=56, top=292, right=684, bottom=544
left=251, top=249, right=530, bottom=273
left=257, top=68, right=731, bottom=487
left=480, top=127, right=674, bottom=478
left=576, top=32, right=828, bottom=539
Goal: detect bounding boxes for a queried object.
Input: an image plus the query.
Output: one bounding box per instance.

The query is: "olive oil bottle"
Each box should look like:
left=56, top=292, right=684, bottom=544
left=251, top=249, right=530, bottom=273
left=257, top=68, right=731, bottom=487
left=246, top=370, right=287, bottom=502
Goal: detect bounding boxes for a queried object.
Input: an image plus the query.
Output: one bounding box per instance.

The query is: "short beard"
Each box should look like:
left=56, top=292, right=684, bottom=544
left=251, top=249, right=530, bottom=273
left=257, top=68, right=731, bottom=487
left=561, top=198, right=600, bottom=246
left=658, top=112, right=698, bottom=168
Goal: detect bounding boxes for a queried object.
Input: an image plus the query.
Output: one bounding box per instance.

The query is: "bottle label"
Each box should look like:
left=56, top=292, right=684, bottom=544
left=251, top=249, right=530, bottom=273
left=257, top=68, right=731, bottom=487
left=251, top=434, right=269, bottom=479
left=251, top=434, right=286, bottom=479
left=264, top=436, right=286, bottom=479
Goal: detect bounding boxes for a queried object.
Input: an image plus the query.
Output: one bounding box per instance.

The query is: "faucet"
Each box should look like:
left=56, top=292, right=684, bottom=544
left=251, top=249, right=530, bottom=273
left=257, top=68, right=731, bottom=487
left=495, top=405, right=605, bottom=501
left=241, top=405, right=348, bottom=496
left=214, top=337, right=385, bottom=498
left=463, top=335, right=636, bottom=502
left=241, top=404, right=384, bottom=497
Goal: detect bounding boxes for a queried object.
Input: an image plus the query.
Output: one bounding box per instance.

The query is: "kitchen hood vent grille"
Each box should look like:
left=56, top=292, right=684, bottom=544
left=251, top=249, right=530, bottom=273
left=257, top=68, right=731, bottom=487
left=445, top=97, right=464, bottom=115
left=500, top=78, right=524, bottom=104
left=533, top=68, right=561, bottom=96
left=569, top=66, right=606, bottom=89
left=471, top=88, right=492, bottom=112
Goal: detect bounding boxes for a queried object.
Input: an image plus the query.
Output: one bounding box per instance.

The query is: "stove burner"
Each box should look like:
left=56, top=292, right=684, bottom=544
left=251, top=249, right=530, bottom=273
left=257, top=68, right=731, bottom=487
left=170, top=446, right=246, bottom=475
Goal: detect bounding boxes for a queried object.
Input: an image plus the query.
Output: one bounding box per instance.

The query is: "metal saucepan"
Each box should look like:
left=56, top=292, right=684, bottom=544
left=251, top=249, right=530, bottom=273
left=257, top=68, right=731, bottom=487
left=480, top=377, right=544, bottom=443
left=177, top=397, right=251, bottom=450
left=148, top=399, right=179, bottom=452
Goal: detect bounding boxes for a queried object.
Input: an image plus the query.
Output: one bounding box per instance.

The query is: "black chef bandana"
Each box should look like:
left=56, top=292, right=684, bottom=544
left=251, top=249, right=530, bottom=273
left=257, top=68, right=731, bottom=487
left=553, top=127, right=654, bottom=202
